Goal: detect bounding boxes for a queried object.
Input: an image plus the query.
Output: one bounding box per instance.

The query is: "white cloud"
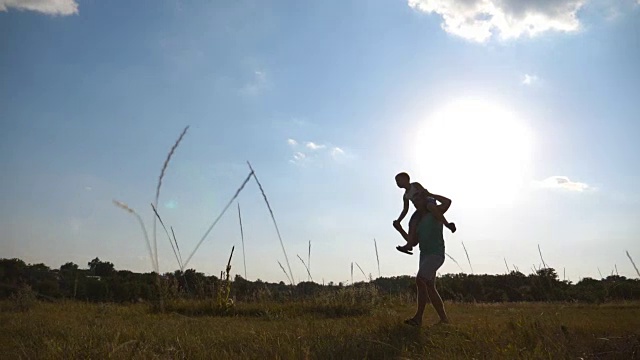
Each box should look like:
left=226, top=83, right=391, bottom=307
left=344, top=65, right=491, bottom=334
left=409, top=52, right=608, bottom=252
left=408, top=0, right=585, bottom=42
left=0, top=0, right=78, bottom=15
left=240, top=70, right=268, bottom=95
left=289, top=152, right=307, bottom=165
left=522, top=73, right=539, bottom=85
left=533, top=176, right=591, bottom=192
left=287, top=141, right=350, bottom=165
left=330, top=147, right=345, bottom=158
left=305, top=142, right=326, bottom=150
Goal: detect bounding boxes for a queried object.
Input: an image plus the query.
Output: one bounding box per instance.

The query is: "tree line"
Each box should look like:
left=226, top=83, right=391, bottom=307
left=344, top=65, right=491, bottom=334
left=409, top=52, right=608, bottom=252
left=1, top=258, right=638, bottom=304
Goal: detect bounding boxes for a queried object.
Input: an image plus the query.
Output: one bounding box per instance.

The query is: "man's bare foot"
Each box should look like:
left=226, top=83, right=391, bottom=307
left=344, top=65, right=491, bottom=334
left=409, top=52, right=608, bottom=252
left=446, top=222, right=457, bottom=233
left=404, top=317, right=421, bottom=327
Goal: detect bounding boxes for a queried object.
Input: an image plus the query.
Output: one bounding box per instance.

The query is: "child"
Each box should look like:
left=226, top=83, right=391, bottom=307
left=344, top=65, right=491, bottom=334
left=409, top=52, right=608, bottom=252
left=394, top=172, right=456, bottom=255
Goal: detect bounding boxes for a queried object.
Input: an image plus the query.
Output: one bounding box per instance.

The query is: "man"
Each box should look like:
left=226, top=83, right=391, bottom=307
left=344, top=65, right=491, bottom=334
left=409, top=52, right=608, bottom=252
left=394, top=192, right=451, bottom=326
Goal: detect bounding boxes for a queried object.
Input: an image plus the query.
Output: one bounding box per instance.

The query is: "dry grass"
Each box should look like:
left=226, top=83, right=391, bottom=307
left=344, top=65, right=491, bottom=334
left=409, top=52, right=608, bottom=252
left=1, top=300, right=638, bottom=359
left=247, top=161, right=295, bottom=285
left=628, top=251, right=640, bottom=278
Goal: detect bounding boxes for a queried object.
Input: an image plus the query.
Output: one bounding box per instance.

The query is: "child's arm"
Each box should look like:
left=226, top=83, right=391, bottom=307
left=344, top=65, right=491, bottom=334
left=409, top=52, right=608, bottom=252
left=426, top=193, right=452, bottom=214
left=395, top=198, right=410, bottom=223
left=424, top=192, right=456, bottom=233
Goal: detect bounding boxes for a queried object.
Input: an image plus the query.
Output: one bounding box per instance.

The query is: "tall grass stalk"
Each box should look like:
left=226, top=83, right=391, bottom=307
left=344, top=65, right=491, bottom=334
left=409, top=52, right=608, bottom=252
left=598, top=267, right=603, bottom=279
left=504, top=258, right=510, bottom=273
left=113, top=200, right=164, bottom=312
left=615, top=264, right=619, bottom=276
left=374, top=239, right=380, bottom=278
left=183, top=170, right=254, bottom=269
left=277, top=261, right=292, bottom=284
left=216, top=246, right=234, bottom=310
left=237, top=203, right=247, bottom=279
left=445, top=253, right=465, bottom=273
left=308, top=240, right=311, bottom=281
left=626, top=250, right=640, bottom=278
left=113, top=201, right=156, bottom=272
left=297, top=255, right=313, bottom=282
left=153, top=126, right=189, bottom=273
left=151, top=204, right=182, bottom=271
left=247, top=161, right=294, bottom=285
left=538, top=244, right=548, bottom=268
left=355, top=262, right=367, bottom=281
left=461, top=240, right=474, bottom=274
left=170, top=227, right=183, bottom=272
left=350, top=262, right=354, bottom=285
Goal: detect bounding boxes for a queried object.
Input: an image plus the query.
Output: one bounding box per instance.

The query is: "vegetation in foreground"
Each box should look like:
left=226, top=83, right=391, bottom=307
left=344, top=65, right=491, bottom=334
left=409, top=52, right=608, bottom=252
left=1, top=299, right=639, bottom=359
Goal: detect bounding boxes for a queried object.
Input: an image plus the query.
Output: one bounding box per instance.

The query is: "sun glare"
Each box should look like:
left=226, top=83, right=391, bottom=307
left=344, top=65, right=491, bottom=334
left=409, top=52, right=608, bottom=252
left=413, top=98, right=534, bottom=207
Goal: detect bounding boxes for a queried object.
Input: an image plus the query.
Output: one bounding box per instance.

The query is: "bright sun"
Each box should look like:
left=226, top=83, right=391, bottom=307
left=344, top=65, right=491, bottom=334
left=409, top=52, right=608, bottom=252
left=413, top=98, right=534, bottom=207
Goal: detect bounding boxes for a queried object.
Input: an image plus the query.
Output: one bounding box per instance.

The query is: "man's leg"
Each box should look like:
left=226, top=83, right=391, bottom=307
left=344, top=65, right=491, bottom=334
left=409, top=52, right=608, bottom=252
left=425, top=279, right=449, bottom=323
left=410, top=276, right=429, bottom=324
left=406, top=252, right=431, bottom=326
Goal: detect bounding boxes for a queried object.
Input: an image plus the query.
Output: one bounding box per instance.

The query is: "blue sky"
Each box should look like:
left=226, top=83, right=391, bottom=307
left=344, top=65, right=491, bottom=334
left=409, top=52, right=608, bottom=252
left=1, top=0, right=639, bottom=283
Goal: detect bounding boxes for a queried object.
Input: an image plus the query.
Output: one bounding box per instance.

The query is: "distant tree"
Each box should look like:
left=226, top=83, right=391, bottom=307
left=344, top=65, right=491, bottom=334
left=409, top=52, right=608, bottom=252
left=60, top=262, right=79, bottom=272
left=88, top=258, right=115, bottom=277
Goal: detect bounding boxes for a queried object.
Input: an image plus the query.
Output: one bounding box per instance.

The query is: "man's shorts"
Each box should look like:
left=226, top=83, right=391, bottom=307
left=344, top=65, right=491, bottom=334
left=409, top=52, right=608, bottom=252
left=417, top=252, right=444, bottom=282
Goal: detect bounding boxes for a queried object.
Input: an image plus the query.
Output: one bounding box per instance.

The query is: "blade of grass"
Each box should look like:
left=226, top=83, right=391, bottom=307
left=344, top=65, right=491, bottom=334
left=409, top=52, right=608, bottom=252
left=151, top=204, right=182, bottom=271
left=626, top=251, right=640, bottom=278
left=153, top=126, right=189, bottom=273
left=277, top=261, right=292, bottom=284
left=308, top=240, right=311, bottom=281
left=374, top=238, right=380, bottom=278
left=297, top=255, right=313, bottom=282
left=461, top=240, right=474, bottom=274
left=350, top=262, right=353, bottom=285
left=113, top=200, right=155, bottom=272
left=355, top=262, right=367, bottom=281
left=247, top=161, right=294, bottom=285
left=183, top=170, right=254, bottom=269
left=170, top=227, right=183, bottom=271
left=238, top=203, right=247, bottom=279
left=538, top=244, right=548, bottom=269
left=445, top=252, right=465, bottom=273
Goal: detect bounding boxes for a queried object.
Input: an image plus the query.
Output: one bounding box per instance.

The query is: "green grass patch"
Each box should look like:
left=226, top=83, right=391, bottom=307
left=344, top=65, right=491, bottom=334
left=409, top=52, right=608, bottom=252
left=1, top=300, right=638, bottom=359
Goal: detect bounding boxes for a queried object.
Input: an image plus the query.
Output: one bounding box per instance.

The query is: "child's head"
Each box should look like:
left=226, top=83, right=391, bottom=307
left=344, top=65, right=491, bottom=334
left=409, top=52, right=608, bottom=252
left=395, top=172, right=410, bottom=188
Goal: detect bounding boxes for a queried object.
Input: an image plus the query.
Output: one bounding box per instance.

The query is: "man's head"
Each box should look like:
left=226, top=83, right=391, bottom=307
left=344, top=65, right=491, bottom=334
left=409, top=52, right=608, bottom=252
left=395, top=172, right=410, bottom=188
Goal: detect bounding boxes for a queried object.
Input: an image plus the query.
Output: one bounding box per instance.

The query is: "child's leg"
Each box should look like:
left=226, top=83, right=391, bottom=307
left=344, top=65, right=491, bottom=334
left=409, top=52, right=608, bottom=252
left=407, top=210, right=421, bottom=247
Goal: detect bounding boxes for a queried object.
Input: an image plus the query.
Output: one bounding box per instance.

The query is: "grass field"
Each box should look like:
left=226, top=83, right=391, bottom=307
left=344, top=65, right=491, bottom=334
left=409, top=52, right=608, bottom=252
left=1, top=300, right=639, bottom=359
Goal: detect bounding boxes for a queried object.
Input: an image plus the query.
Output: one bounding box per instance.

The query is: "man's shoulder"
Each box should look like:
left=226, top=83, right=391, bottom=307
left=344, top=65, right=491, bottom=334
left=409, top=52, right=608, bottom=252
left=418, top=213, right=442, bottom=229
